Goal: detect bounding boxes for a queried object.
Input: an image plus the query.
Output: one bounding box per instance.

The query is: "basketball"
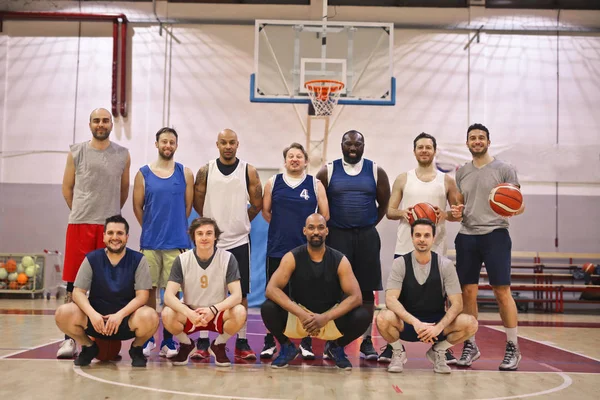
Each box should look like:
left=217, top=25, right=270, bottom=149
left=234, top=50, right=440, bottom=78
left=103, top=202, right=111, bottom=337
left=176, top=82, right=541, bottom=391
left=489, top=184, right=523, bottom=217
left=94, top=338, right=122, bottom=362
left=409, top=202, right=438, bottom=225
left=582, top=263, right=596, bottom=275
left=5, top=259, right=17, bottom=273
left=17, top=273, right=28, bottom=285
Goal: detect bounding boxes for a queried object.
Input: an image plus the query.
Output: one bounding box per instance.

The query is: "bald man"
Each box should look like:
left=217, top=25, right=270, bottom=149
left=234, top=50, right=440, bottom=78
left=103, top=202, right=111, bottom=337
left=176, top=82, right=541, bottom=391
left=193, top=129, right=262, bottom=359
left=260, top=214, right=370, bottom=369
left=58, top=108, right=131, bottom=359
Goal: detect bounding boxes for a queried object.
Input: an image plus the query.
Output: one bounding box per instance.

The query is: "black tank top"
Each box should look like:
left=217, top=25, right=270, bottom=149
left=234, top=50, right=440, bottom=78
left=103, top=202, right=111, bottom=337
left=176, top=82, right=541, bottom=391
left=290, top=245, right=344, bottom=313
left=398, top=252, right=445, bottom=317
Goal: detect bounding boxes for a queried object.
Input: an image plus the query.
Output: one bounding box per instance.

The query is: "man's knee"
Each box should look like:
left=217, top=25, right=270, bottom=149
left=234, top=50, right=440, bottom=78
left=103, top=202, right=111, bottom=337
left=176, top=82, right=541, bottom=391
left=55, top=303, right=79, bottom=325
left=133, top=306, right=159, bottom=329
left=492, top=286, right=513, bottom=303
left=228, top=304, right=247, bottom=324
left=376, top=309, right=396, bottom=331
left=260, top=299, right=280, bottom=319
left=455, top=313, right=478, bottom=335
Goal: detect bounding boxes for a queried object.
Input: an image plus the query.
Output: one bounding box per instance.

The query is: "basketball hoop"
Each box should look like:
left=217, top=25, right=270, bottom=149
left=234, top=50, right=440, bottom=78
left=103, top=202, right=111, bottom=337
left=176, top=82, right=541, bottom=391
left=304, top=79, right=345, bottom=116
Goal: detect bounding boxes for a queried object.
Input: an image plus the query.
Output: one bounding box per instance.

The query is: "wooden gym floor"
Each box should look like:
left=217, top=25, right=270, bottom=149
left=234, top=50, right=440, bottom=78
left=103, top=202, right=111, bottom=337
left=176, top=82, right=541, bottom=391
left=0, top=298, right=599, bottom=400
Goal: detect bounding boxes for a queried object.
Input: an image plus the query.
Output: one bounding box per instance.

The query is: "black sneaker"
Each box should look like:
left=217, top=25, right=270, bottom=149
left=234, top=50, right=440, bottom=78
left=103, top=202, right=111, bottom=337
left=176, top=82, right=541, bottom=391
left=235, top=338, right=257, bottom=360
left=191, top=338, right=210, bottom=359
left=325, top=342, right=352, bottom=370
left=359, top=336, right=378, bottom=360
left=129, top=345, right=147, bottom=367
left=299, top=337, right=315, bottom=360
left=260, top=333, right=277, bottom=359
left=445, top=348, right=457, bottom=365
left=378, top=344, right=393, bottom=363
left=74, top=342, right=98, bottom=367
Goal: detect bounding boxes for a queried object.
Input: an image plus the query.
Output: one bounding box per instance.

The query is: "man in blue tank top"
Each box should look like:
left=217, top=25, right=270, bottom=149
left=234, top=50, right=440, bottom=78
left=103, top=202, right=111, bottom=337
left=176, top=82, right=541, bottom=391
left=260, top=142, right=329, bottom=360
left=133, top=127, right=194, bottom=358
left=54, top=215, right=159, bottom=367
left=316, top=130, right=391, bottom=360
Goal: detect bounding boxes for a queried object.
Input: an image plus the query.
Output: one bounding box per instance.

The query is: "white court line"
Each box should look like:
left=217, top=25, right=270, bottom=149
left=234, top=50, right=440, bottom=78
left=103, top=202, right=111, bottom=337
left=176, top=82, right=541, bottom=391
left=0, top=339, right=63, bottom=359
left=471, top=371, right=572, bottom=400
left=73, top=366, right=290, bottom=400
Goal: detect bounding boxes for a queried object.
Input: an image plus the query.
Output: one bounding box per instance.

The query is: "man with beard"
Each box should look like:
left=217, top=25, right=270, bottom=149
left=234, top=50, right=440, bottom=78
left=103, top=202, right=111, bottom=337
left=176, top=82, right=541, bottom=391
left=376, top=219, right=478, bottom=374
left=451, top=123, right=525, bottom=371
left=54, top=215, right=159, bottom=367
left=260, top=142, right=329, bottom=360
left=58, top=108, right=131, bottom=359
left=133, top=127, right=194, bottom=358
left=193, top=129, right=262, bottom=359
left=260, top=214, right=370, bottom=370
left=316, top=130, right=390, bottom=360
left=381, top=132, right=462, bottom=364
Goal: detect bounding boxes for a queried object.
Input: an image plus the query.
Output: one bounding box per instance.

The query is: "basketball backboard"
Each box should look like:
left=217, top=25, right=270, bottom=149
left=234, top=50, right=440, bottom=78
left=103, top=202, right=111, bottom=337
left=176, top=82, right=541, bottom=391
left=250, top=19, right=395, bottom=106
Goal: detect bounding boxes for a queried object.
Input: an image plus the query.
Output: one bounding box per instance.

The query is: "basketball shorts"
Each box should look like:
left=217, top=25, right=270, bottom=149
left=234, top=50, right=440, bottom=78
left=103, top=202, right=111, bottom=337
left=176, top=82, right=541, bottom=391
left=228, top=242, right=250, bottom=296
left=85, top=315, right=135, bottom=341
left=183, top=310, right=225, bottom=334
left=142, top=249, right=188, bottom=288
left=63, top=224, right=105, bottom=282
left=283, top=304, right=343, bottom=341
left=399, top=313, right=447, bottom=343
left=455, top=228, right=512, bottom=286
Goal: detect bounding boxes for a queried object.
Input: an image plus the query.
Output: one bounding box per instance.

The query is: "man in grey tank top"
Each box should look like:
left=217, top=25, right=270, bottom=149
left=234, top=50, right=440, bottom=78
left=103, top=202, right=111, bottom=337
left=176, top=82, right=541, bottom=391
left=451, top=124, right=525, bottom=371
left=57, top=108, right=131, bottom=359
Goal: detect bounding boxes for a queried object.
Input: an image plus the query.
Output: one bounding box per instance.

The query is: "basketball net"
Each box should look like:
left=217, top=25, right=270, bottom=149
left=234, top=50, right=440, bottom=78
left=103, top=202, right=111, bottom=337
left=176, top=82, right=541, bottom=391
left=304, top=79, right=345, bottom=117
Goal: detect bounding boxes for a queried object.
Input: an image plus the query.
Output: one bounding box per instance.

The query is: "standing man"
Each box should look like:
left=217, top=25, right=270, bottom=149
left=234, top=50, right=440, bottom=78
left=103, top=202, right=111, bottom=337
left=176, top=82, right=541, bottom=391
left=316, top=130, right=390, bottom=360
left=58, top=108, right=130, bottom=358
left=133, top=127, right=194, bottom=358
left=260, top=142, right=329, bottom=360
left=382, top=132, right=462, bottom=364
left=376, top=219, right=478, bottom=374
left=451, top=123, right=525, bottom=371
left=193, top=128, right=262, bottom=359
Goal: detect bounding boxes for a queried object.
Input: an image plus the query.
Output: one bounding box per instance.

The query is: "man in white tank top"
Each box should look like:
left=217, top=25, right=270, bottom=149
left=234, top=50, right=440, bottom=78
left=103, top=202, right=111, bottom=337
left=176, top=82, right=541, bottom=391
left=192, top=129, right=262, bottom=360
left=383, top=133, right=462, bottom=363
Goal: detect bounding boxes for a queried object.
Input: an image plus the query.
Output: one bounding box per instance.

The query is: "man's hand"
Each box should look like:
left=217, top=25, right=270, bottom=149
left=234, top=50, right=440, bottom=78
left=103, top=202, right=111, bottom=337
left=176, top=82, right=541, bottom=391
left=89, top=312, right=106, bottom=335
left=451, top=204, right=464, bottom=220
left=399, top=208, right=413, bottom=223
left=186, top=309, right=204, bottom=328
left=413, top=320, right=436, bottom=343
left=196, top=307, right=215, bottom=326
left=417, top=323, right=444, bottom=344
left=433, top=206, right=446, bottom=223
left=302, top=313, right=329, bottom=336
left=103, top=313, right=124, bottom=336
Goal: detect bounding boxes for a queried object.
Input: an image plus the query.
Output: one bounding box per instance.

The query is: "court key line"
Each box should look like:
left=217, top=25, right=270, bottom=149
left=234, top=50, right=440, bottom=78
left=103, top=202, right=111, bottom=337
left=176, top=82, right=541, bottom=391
left=0, top=339, right=63, bottom=359
left=472, top=371, right=572, bottom=400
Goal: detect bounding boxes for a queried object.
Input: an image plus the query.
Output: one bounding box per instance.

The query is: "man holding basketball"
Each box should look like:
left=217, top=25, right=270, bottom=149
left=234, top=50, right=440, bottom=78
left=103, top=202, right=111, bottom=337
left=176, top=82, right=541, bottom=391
left=58, top=108, right=131, bottom=359
left=451, top=123, right=525, bottom=371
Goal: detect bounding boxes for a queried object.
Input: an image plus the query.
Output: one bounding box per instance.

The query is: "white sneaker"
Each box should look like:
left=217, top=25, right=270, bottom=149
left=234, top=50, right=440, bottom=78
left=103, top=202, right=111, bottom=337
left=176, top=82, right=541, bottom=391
left=142, top=338, right=156, bottom=357
left=387, top=346, right=408, bottom=373
left=56, top=338, right=78, bottom=359
left=426, top=346, right=452, bottom=374
left=159, top=340, right=179, bottom=358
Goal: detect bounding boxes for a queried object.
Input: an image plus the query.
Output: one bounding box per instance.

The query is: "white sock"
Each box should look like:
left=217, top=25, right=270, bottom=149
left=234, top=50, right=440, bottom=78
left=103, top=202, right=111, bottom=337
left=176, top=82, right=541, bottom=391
left=433, top=340, right=452, bottom=351
left=238, top=322, right=247, bottom=339
left=199, top=331, right=209, bottom=339
left=505, top=327, right=518, bottom=345
left=390, top=340, right=403, bottom=351
left=215, top=332, right=232, bottom=345
left=175, top=333, right=191, bottom=345
left=467, top=335, right=476, bottom=344
left=363, top=324, right=372, bottom=339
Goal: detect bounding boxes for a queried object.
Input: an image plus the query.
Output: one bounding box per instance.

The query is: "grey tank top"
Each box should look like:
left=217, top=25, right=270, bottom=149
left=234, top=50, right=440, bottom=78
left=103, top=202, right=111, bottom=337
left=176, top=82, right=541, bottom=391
left=69, top=141, right=129, bottom=224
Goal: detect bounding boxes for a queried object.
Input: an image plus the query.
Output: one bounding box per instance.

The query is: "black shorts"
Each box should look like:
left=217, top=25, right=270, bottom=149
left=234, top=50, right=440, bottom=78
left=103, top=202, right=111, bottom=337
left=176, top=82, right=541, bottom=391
left=85, top=315, right=134, bottom=341
left=228, top=242, right=251, bottom=296
left=400, top=313, right=447, bottom=343
left=455, top=229, right=512, bottom=286
left=326, top=225, right=382, bottom=291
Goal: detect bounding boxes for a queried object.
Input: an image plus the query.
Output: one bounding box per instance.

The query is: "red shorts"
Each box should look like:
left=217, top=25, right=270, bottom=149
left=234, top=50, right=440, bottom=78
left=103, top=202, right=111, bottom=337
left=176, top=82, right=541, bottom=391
left=183, top=311, right=225, bottom=334
left=63, top=224, right=105, bottom=282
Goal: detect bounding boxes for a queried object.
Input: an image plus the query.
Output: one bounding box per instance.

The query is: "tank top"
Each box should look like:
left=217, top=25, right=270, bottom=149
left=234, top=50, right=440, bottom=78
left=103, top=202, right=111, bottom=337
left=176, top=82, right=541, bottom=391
left=395, top=169, right=447, bottom=255
left=139, top=162, right=190, bottom=249
left=178, top=248, right=231, bottom=309
left=398, top=251, right=445, bottom=317
left=69, top=141, right=129, bottom=224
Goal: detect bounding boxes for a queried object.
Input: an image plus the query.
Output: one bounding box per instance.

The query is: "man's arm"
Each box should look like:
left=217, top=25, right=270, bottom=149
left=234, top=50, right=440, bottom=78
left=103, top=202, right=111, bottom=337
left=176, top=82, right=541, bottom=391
left=321, top=257, right=362, bottom=322
left=443, top=174, right=463, bottom=222
left=261, top=179, right=273, bottom=223
left=184, top=167, right=195, bottom=218
left=265, top=252, right=311, bottom=321
left=213, top=280, right=243, bottom=312
left=164, top=280, right=201, bottom=325
left=120, top=152, right=131, bottom=209
left=375, top=166, right=391, bottom=225
left=193, top=164, right=208, bottom=216
left=247, top=165, right=263, bottom=221
left=437, top=293, right=463, bottom=332
left=315, top=164, right=328, bottom=189
left=386, top=173, right=408, bottom=221
left=385, top=289, right=421, bottom=327
left=132, top=170, right=145, bottom=226
left=316, top=180, right=330, bottom=221
left=62, top=152, right=76, bottom=210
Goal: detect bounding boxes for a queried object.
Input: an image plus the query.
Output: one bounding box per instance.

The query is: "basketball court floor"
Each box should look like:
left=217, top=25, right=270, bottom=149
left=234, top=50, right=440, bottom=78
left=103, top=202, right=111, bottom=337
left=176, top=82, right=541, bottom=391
left=1, top=298, right=598, bottom=399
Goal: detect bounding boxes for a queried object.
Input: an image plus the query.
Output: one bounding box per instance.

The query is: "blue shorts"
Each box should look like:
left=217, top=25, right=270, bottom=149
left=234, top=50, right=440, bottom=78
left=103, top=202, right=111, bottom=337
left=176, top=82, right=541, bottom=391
left=400, top=313, right=447, bottom=343
left=454, top=228, right=512, bottom=286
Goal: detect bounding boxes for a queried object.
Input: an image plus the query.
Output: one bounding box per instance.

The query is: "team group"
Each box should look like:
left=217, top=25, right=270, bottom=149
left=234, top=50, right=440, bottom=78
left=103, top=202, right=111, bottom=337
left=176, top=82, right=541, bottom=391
left=53, top=107, right=525, bottom=373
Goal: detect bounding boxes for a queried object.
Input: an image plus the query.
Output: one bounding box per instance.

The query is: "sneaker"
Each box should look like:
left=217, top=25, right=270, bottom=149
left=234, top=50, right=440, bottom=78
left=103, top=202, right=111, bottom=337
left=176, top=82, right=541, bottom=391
left=426, top=346, right=452, bottom=374
left=445, top=348, right=457, bottom=365
left=299, top=337, right=315, bottom=360
left=57, top=338, right=78, bottom=359
left=129, top=345, right=147, bottom=367
left=456, top=340, right=481, bottom=367
left=499, top=341, right=522, bottom=371
left=159, top=338, right=178, bottom=358
left=359, top=336, right=378, bottom=360
left=209, top=340, right=231, bottom=367
left=378, top=344, right=393, bottom=363
left=323, top=341, right=333, bottom=360
left=73, top=342, right=98, bottom=367
left=190, top=338, right=210, bottom=359
left=387, top=346, right=408, bottom=373
left=271, top=341, right=299, bottom=369
left=142, top=337, right=156, bottom=357
left=170, top=339, right=195, bottom=366
left=234, top=338, right=257, bottom=360
left=260, top=333, right=277, bottom=359
left=325, top=342, right=352, bottom=370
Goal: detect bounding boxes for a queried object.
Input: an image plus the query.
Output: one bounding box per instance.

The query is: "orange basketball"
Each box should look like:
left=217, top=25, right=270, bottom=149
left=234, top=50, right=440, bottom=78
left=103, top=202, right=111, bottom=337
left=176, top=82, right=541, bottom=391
left=409, top=202, right=438, bottom=225
left=17, top=273, right=28, bottom=285
left=94, top=338, right=122, bottom=361
left=5, top=259, right=17, bottom=273
left=582, top=263, right=596, bottom=275
left=489, top=184, right=523, bottom=217
left=8, top=281, right=18, bottom=290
